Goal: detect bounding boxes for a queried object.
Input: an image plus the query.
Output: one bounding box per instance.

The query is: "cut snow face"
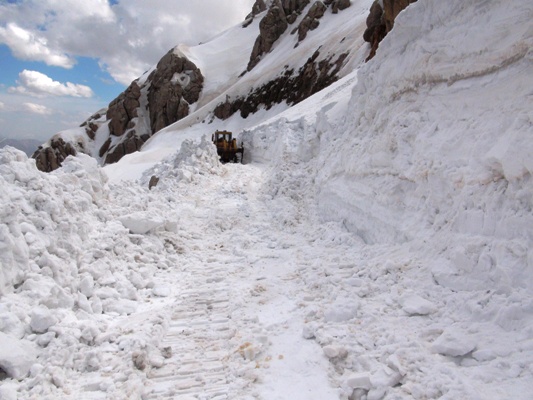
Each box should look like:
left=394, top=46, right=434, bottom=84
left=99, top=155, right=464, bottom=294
left=1, top=0, right=533, bottom=399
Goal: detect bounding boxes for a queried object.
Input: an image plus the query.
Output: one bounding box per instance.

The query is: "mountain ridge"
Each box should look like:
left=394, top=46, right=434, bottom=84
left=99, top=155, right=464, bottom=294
left=32, top=0, right=374, bottom=172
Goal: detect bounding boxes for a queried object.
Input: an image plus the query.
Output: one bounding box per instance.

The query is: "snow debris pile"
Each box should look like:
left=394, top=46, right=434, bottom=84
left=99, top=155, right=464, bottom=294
left=140, top=135, right=222, bottom=190
left=0, top=148, right=107, bottom=297
left=0, top=147, right=195, bottom=396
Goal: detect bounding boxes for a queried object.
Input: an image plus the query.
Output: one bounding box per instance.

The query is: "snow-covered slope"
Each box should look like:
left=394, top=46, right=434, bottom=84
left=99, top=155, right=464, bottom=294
left=1, top=0, right=532, bottom=399
left=33, top=0, right=372, bottom=172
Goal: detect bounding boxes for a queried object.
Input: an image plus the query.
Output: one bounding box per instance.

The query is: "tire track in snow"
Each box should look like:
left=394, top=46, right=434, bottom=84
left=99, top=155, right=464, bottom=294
left=141, top=163, right=338, bottom=399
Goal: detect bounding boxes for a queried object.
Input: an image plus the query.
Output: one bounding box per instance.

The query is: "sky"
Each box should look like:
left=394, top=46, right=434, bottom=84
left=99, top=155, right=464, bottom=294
left=0, top=0, right=255, bottom=142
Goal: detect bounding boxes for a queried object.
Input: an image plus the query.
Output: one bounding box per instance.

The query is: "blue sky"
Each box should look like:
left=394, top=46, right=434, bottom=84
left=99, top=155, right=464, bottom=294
left=0, top=0, right=253, bottom=142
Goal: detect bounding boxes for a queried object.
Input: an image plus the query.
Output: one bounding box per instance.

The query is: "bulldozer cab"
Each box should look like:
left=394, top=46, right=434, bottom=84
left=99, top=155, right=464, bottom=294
left=212, top=130, right=244, bottom=163
left=214, top=131, right=232, bottom=143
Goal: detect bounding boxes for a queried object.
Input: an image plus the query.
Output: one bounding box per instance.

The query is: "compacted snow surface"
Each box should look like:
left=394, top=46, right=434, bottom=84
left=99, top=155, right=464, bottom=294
left=1, top=0, right=533, bottom=399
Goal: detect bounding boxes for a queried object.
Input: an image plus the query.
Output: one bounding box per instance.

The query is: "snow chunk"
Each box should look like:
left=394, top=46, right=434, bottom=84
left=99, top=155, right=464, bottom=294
left=152, top=284, right=171, bottom=297
left=170, top=72, right=191, bottom=87
left=370, top=366, right=402, bottom=389
left=103, top=299, right=138, bottom=315
left=323, top=345, right=347, bottom=359
left=0, top=332, right=38, bottom=379
left=30, top=306, right=57, bottom=333
left=400, top=294, right=437, bottom=316
left=79, top=275, right=95, bottom=298
left=346, top=373, right=372, bottom=390
left=324, top=298, right=359, bottom=322
left=431, top=328, right=477, bottom=357
left=118, top=212, right=165, bottom=234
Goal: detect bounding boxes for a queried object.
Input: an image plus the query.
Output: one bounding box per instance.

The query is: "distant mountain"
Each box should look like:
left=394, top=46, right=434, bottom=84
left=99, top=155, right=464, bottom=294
left=0, top=138, right=41, bottom=157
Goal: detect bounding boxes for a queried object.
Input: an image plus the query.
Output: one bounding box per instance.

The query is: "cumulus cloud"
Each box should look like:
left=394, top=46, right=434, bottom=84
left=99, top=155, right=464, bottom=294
left=0, top=23, right=75, bottom=68
left=0, top=0, right=255, bottom=85
left=0, top=101, right=4, bottom=110
left=22, top=102, right=53, bottom=115
left=9, top=70, right=94, bottom=98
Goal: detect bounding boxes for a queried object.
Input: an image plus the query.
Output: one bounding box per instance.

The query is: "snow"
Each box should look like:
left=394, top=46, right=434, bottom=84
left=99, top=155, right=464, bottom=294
left=0, top=332, right=38, bottom=380
left=1, top=0, right=533, bottom=398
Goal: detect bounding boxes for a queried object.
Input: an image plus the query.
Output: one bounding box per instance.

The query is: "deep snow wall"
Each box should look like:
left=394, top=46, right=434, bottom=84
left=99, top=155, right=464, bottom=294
left=243, top=0, right=533, bottom=296
left=313, top=0, right=533, bottom=294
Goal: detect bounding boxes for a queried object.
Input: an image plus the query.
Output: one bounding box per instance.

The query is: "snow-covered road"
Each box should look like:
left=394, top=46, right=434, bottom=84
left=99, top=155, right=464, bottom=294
left=1, top=130, right=532, bottom=399
left=139, top=161, right=338, bottom=399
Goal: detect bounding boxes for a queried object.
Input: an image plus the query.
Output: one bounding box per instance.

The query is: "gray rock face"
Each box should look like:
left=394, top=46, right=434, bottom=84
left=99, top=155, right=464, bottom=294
left=34, top=49, right=204, bottom=170
left=104, top=131, right=146, bottom=165
left=248, top=0, right=289, bottom=71
left=216, top=50, right=347, bottom=120
left=107, top=81, right=141, bottom=137
left=101, top=49, right=204, bottom=164
left=147, top=49, right=204, bottom=134
left=245, top=0, right=268, bottom=21
left=33, top=137, right=77, bottom=172
left=296, top=1, right=327, bottom=42
left=332, top=0, right=351, bottom=13
left=247, top=0, right=350, bottom=70
left=364, top=0, right=417, bottom=61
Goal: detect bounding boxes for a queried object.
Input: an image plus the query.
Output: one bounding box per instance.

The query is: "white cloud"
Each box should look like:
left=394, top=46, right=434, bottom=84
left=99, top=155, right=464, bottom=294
left=22, top=102, right=53, bottom=115
left=0, top=101, right=4, bottom=110
left=0, top=23, right=75, bottom=68
left=0, top=0, right=255, bottom=85
left=9, top=70, right=94, bottom=98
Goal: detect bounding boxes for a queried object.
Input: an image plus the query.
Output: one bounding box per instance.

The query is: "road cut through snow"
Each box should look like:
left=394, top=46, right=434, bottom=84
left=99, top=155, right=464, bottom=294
left=138, top=157, right=341, bottom=399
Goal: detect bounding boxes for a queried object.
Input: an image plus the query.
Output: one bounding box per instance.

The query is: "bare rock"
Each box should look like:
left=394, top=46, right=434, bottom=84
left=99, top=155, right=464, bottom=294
left=147, top=49, right=204, bottom=134
left=331, top=0, right=351, bottom=13
left=217, top=49, right=347, bottom=119
left=148, top=175, right=159, bottom=190
left=364, top=0, right=417, bottom=61
left=32, top=137, right=77, bottom=172
left=132, top=351, right=147, bottom=371
left=104, top=131, right=146, bottom=165
left=247, top=0, right=289, bottom=71
left=297, top=1, right=327, bottom=42
left=107, top=81, right=141, bottom=137
left=244, top=0, right=268, bottom=25
left=383, top=0, right=417, bottom=31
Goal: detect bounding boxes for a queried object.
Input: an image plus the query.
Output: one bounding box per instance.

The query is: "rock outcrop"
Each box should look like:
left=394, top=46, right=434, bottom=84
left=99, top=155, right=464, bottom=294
left=215, top=50, right=347, bottom=119
left=217, top=0, right=351, bottom=118
left=102, top=49, right=204, bottom=165
left=247, top=0, right=351, bottom=70
left=364, top=0, right=417, bottom=61
left=33, top=49, right=204, bottom=170
left=107, top=82, right=141, bottom=137
left=247, top=0, right=290, bottom=71
left=147, top=49, right=204, bottom=134
left=33, top=137, right=77, bottom=172
left=296, top=1, right=327, bottom=43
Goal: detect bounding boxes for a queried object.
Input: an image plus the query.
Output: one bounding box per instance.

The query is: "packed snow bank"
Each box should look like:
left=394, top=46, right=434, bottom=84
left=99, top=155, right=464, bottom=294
left=244, top=0, right=533, bottom=292
left=240, top=0, right=533, bottom=397
left=315, top=0, right=533, bottom=291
